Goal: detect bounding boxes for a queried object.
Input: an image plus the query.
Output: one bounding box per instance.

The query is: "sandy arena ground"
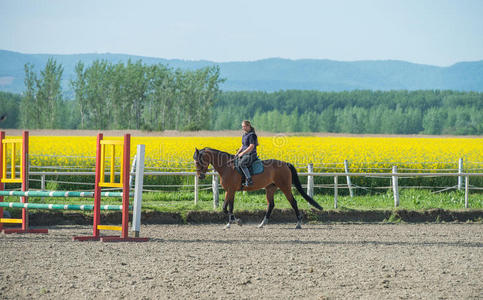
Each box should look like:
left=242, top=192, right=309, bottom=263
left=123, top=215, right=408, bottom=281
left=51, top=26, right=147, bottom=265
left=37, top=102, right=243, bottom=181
left=1, top=223, right=482, bottom=299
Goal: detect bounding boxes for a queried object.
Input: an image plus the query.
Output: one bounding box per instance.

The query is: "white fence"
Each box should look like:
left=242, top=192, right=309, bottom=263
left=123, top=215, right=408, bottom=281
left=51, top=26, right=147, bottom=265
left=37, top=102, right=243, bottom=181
left=4, top=153, right=476, bottom=210
left=23, top=168, right=483, bottom=210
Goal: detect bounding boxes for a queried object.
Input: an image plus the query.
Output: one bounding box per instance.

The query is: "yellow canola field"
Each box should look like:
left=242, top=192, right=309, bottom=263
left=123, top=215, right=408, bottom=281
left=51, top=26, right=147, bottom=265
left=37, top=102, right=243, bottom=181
left=21, top=136, right=483, bottom=173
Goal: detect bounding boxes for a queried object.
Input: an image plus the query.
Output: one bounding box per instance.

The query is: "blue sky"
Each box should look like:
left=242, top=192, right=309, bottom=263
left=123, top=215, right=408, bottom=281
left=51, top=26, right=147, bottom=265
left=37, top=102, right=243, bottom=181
left=1, top=0, right=482, bottom=66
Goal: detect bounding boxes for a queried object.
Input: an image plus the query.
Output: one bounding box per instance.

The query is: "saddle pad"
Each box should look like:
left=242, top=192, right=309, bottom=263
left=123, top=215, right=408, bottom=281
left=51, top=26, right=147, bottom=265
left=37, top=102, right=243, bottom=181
left=250, top=159, right=264, bottom=175
left=235, top=158, right=264, bottom=176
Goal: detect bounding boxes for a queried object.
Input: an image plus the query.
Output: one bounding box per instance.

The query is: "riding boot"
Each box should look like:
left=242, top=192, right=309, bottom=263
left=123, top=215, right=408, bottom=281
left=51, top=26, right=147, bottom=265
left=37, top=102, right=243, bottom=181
left=240, top=166, right=253, bottom=186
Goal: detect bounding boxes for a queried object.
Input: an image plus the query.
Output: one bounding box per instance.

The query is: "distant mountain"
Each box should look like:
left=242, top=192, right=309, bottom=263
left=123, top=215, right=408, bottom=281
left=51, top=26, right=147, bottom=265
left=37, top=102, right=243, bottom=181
left=0, top=50, right=482, bottom=95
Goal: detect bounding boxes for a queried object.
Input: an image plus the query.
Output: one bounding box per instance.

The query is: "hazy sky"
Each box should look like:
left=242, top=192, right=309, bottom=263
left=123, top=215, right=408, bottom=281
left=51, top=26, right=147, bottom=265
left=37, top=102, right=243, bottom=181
left=1, top=0, right=482, bottom=66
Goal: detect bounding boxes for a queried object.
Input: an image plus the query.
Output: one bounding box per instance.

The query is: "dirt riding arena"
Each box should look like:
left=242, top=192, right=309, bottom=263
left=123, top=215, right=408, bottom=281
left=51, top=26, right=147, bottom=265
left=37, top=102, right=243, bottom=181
left=1, top=223, right=482, bottom=299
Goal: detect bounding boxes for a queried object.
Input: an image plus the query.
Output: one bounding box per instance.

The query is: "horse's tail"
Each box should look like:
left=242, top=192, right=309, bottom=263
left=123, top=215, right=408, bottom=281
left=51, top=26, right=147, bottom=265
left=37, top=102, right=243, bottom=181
left=287, top=163, right=323, bottom=210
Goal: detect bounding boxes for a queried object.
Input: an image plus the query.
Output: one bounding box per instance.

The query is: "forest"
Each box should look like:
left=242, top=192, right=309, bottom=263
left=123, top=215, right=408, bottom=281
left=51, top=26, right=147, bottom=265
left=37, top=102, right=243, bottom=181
left=0, top=58, right=481, bottom=135
left=213, top=90, right=482, bottom=135
left=18, top=58, right=223, bottom=131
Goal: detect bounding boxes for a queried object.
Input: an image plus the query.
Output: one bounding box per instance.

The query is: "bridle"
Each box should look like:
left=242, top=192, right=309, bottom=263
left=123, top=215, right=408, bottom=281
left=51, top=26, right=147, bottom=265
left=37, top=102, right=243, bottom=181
left=194, top=149, right=209, bottom=178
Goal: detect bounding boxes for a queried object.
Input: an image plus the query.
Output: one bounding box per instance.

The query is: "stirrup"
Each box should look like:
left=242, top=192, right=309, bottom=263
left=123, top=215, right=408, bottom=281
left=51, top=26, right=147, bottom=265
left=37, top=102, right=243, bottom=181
left=243, top=178, right=253, bottom=186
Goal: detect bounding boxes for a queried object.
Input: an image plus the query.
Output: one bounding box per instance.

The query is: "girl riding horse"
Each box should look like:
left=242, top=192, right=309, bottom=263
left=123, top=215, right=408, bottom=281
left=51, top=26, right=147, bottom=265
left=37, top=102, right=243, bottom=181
left=193, top=147, right=323, bottom=229
left=234, top=120, right=258, bottom=187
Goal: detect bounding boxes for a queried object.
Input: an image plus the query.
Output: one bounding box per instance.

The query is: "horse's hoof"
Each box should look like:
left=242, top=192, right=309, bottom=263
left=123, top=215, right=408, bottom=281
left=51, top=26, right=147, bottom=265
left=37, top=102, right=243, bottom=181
left=258, top=218, right=268, bottom=228
left=236, top=218, right=243, bottom=226
left=295, top=222, right=302, bottom=229
left=224, top=223, right=231, bottom=229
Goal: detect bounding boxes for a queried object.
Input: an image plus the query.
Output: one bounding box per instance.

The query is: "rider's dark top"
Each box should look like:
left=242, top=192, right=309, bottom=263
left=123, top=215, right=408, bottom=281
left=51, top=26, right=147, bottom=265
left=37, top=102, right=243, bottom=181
left=241, top=131, right=258, bottom=157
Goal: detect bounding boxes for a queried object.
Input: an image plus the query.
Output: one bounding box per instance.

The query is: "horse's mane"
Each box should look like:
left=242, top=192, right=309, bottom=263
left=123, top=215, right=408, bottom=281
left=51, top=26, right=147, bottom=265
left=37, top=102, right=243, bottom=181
left=201, top=147, right=235, bottom=159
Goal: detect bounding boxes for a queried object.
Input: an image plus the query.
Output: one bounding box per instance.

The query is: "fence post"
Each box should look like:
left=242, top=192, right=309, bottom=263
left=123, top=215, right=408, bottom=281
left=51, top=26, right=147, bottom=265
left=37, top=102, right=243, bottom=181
left=132, top=145, right=145, bottom=238
left=334, top=176, right=338, bottom=209
left=307, top=163, right=314, bottom=198
left=129, top=153, right=137, bottom=188
left=194, top=175, right=199, bottom=205
left=465, top=176, right=469, bottom=208
left=392, top=166, right=399, bottom=207
left=344, top=160, right=353, bottom=198
left=458, top=158, right=463, bottom=190
left=41, top=175, right=46, bottom=191
left=212, top=173, right=219, bottom=208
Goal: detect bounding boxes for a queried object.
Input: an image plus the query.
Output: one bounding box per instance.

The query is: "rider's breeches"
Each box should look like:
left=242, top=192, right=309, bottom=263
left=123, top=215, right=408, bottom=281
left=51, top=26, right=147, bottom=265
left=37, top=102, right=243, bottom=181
left=239, top=154, right=256, bottom=179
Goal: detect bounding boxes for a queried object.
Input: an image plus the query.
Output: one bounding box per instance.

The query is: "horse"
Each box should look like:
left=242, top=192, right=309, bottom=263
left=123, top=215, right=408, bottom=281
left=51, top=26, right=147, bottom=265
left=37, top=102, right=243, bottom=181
left=193, top=147, right=323, bottom=229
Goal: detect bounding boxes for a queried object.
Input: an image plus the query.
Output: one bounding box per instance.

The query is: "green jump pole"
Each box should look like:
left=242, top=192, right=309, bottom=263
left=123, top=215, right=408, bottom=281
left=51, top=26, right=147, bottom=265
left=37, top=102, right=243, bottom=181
left=0, top=202, right=129, bottom=211
left=0, top=191, right=130, bottom=198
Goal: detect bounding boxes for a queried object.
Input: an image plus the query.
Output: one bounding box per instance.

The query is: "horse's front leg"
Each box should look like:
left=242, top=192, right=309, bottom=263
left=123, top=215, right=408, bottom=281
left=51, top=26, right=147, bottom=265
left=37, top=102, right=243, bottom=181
left=223, top=190, right=242, bottom=229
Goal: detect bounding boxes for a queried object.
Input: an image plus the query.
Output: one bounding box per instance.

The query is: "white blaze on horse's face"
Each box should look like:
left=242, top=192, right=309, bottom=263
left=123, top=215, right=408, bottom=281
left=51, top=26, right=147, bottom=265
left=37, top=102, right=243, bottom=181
left=193, top=148, right=210, bottom=179
left=194, top=149, right=208, bottom=180
left=194, top=159, right=207, bottom=180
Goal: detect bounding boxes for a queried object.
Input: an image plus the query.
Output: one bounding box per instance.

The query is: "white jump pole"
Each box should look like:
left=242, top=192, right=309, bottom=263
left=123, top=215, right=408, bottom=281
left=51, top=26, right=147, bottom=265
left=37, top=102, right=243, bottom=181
left=132, top=144, right=145, bottom=237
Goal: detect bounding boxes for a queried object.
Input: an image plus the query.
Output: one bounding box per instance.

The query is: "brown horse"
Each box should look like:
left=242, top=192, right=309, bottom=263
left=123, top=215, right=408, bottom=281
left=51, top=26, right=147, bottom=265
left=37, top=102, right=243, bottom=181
left=193, top=147, right=323, bottom=229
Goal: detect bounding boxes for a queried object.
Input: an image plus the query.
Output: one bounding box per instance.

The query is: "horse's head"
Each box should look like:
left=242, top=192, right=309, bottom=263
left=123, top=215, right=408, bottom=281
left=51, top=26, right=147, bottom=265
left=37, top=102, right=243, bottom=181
left=193, top=148, right=209, bottom=180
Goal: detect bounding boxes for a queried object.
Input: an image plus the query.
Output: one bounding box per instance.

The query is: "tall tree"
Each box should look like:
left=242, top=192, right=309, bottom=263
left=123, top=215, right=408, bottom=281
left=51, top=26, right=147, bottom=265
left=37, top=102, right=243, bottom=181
left=36, top=58, right=64, bottom=128
left=20, top=63, right=40, bottom=128
left=71, top=61, right=88, bottom=129
left=146, top=64, right=174, bottom=131
left=20, top=60, right=63, bottom=128
left=85, top=60, right=110, bottom=129
left=124, top=60, right=148, bottom=129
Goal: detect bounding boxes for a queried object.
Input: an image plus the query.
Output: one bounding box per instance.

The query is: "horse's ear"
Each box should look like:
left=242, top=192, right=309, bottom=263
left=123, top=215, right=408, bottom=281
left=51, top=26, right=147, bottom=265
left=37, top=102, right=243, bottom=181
left=194, top=148, right=199, bottom=160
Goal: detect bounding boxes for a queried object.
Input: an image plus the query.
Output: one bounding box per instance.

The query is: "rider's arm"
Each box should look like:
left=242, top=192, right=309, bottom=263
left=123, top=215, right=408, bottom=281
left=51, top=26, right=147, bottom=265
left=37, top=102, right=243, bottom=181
left=235, top=145, right=243, bottom=156
left=238, top=144, right=254, bottom=157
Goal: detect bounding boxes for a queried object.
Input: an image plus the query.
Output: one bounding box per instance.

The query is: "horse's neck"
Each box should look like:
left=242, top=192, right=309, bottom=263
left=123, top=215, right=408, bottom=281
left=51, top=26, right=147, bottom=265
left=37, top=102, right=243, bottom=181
left=211, top=163, right=225, bottom=175
left=209, top=151, right=233, bottom=175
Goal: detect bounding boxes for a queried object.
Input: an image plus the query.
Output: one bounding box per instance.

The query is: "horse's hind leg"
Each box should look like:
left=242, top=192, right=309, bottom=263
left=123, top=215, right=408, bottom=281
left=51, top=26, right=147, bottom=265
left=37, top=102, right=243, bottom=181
left=258, top=184, right=277, bottom=228
left=279, top=186, right=303, bottom=229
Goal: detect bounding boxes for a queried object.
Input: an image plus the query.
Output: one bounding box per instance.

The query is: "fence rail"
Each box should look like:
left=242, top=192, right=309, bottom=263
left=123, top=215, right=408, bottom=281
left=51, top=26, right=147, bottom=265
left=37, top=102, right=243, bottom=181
left=5, top=169, right=478, bottom=210
left=2, top=150, right=478, bottom=210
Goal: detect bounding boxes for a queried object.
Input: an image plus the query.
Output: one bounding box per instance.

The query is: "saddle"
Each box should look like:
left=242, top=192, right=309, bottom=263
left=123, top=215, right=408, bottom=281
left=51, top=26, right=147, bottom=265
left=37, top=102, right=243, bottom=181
left=234, top=157, right=264, bottom=182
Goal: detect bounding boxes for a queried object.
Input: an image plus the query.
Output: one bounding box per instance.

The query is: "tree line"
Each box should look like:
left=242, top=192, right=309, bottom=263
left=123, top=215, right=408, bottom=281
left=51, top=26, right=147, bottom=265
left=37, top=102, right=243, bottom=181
left=213, top=90, right=482, bottom=135
left=0, top=58, right=481, bottom=135
left=17, top=58, right=224, bottom=131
